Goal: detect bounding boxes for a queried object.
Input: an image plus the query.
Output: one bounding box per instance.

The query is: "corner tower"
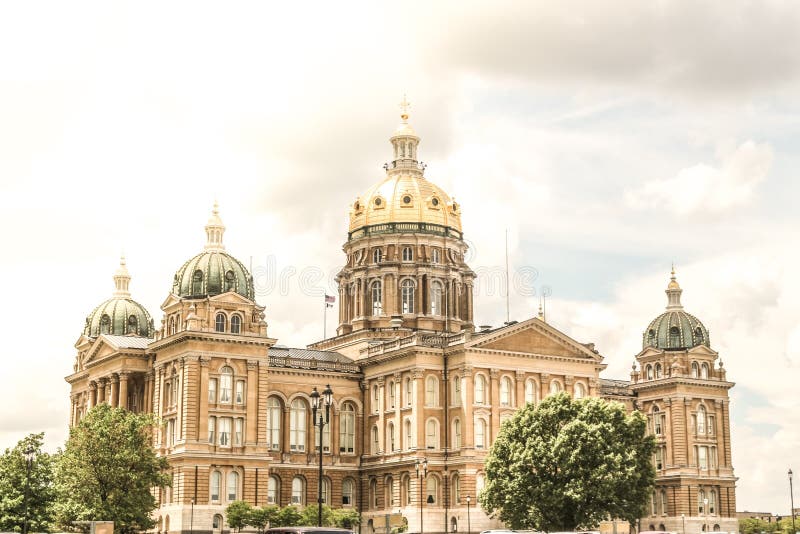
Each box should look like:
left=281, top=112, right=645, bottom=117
left=335, top=99, right=475, bottom=338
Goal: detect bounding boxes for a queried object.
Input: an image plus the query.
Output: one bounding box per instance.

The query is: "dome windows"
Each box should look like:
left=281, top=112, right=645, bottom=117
left=127, top=315, right=139, bottom=333
left=668, top=326, right=680, bottom=347
left=401, top=279, right=416, bottom=314
left=374, top=197, right=382, bottom=206
left=402, top=246, right=413, bottom=262
left=100, top=314, right=111, bottom=334
left=230, top=314, right=242, bottom=334
left=224, top=270, right=235, bottom=292
left=373, top=248, right=383, bottom=264
left=431, top=197, right=439, bottom=206
left=371, top=281, right=382, bottom=316
left=402, top=195, right=412, bottom=205
left=192, top=270, right=204, bottom=295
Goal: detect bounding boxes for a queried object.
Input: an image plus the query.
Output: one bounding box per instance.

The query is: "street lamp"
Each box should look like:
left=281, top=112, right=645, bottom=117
left=190, top=498, right=194, bottom=534
left=703, top=498, right=709, bottom=533
left=22, top=445, right=35, bottom=534
left=466, top=495, right=471, bottom=534
left=415, top=458, right=428, bottom=534
left=681, top=513, right=685, bottom=534
left=311, top=385, right=333, bottom=527
left=789, top=469, right=796, bottom=534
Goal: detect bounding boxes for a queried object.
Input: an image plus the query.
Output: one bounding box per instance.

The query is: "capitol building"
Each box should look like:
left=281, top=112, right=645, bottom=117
left=65, top=106, right=738, bottom=534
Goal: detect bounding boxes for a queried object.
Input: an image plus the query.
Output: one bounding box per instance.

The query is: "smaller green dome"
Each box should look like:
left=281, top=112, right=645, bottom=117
left=83, top=257, right=154, bottom=338
left=171, top=203, right=255, bottom=300
left=84, top=297, right=154, bottom=338
left=172, top=251, right=254, bottom=299
left=642, top=270, right=710, bottom=350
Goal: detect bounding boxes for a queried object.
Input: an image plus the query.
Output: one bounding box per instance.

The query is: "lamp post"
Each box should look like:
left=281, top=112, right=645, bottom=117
left=466, top=495, right=471, bottom=534
left=190, top=498, right=194, bottom=534
left=703, top=498, right=709, bottom=533
left=310, top=385, right=333, bottom=527
left=415, top=458, right=428, bottom=534
left=790, top=469, right=796, bottom=534
left=22, top=445, right=35, bottom=534
left=681, top=513, right=685, bottom=534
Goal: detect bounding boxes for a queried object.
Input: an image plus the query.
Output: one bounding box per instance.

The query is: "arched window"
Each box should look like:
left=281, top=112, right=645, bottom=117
left=401, top=279, right=415, bottom=314
left=224, top=270, right=235, bottom=292
left=697, top=405, right=707, bottom=434
left=500, top=376, right=512, bottom=406
left=192, top=270, right=203, bottom=295
left=403, top=475, right=412, bottom=506
left=426, top=476, right=438, bottom=504
left=267, top=475, right=279, bottom=505
left=215, top=313, right=226, bottom=332
left=339, top=402, right=355, bottom=453
left=451, top=518, right=458, bottom=533
left=371, top=425, right=379, bottom=454
left=386, top=476, right=395, bottom=507
left=655, top=446, right=664, bottom=470
left=168, top=316, right=176, bottom=335
left=127, top=315, right=138, bottom=334
left=372, top=385, right=379, bottom=413
left=227, top=471, right=239, bottom=501
left=402, top=246, right=413, bottom=262
left=452, top=473, right=461, bottom=504
left=475, top=418, right=487, bottom=449
left=290, top=399, right=307, bottom=451
left=405, top=419, right=413, bottom=449
left=373, top=248, right=382, bottom=264
left=453, top=419, right=462, bottom=449
left=389, top=380, right=396, bottom=408
left=405, top=378, right=412, bottom=406
left=660, top=489, right=667, bottom=514
left=291, top=477, right=305, bottom=505
left=474, top=375, right=486, bottom=404
left=267, top=397, right=281, bottom=451
left=525, top=379, right=538, bottom=405
left=430, top=280, right=443, bottom=316
left=211, top=470, right=221, bottom=501
left=647, top=329, right=656, bottom=346
left=695, top=327, right=705, bottom=344
left=691, top=361, right=700, bottom=378
left=701, top=362, right=710, bottom=379
left=322, top=477, right=331, bottom=505
left=452, top=376, right=461, bottom=406
left=431, top=248, right=441, bottom=264
left=574, top=382, right=586, bottom=399
left=653, top=406, right=663, bottom=435
left=388, top=422, right=396, bottom=451
left=698, top=489, right=706, bottom=514
left=425, top=376, right=438, bottom=406
left=369, top=478, right=378, bottom=509
left=669, top=326, right=680, bottom=347
left=371, top=281, right=382, bottom=316
left=426, top=419, right=438, bottom=449
left=550, top=380, right=563, bottom=395
left=655, top=363, right=663, bottom=379
left=100, top=314, right=111, bottom=335
left=230, top=314, right=241, bottom=334
left=709, top=489, right=717, bottom=514
left=219, top=367, right=233, bottom=403
left=475, top=472, right=485, bottom=494
left=646, top=364, right=654, bottom=380
left=314, top=417, right=330, bottom=453
left=342, top=478, right=355, bottom=506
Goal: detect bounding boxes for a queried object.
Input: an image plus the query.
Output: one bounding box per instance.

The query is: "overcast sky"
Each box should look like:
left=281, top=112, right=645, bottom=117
left=1, top=0, right=798, bottom=514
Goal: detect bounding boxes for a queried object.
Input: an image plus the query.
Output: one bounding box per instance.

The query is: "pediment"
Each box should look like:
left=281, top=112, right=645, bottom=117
left=636, top=346, right=663, bottom=358
left=160, top=293, right=182, bottom=310
left=83, top=337, right=119, bottom=366
left=687, top=344, right=718, bottom=357
left=466, top=317, right=603, bottom=362
left=209, top=291, right=254, bottom=306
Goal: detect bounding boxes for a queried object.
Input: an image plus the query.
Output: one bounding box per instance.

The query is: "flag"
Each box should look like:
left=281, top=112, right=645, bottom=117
left=325, top=294, right=335, bottom=308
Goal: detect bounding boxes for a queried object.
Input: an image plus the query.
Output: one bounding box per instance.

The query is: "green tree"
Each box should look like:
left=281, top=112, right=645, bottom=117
left=331, top=508, right=360, bottom=529
left=739, top=518, right=778, bottom=534
left=0, top=433, right=57, bottom=533
left=225, top=501, right=253, bottom=532
left=273, top=506, right=302, bottom=527
left=249, top=506, right=279, bottom=533
left=300, top=504, right=334, bottom=527
left=480, top=393, right=655, bottom=531
left=54, top=404, right=170, bottom=534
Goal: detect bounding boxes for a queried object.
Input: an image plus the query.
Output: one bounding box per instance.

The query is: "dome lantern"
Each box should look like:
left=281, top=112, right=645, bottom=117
left=112, top=255, right=131, bottom=298
left=389, top=95, right=421, bottom=169
left=83, top=258, right=154, bottom=338
left=666, top=264, right=683, bottom=310
left=205, top=200, right=226, bottom=252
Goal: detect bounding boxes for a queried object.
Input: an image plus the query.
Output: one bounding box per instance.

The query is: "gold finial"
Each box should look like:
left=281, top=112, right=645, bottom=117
left=671, top=262, right=676, bottom=277
left=399, top=94, right=411, bottom=121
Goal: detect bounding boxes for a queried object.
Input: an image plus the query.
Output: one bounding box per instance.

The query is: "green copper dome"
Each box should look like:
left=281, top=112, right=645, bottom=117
left=171, top=203, right=255, bottom=300
left=642, top=270, right=709, bottom=350
left=84, top=257, right=155, bottom=338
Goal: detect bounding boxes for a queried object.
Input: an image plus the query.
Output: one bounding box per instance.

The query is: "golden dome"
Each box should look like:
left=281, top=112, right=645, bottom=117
left=348, top=173, right=462, bottom=233
left=348, top=98, right=462, bottom=235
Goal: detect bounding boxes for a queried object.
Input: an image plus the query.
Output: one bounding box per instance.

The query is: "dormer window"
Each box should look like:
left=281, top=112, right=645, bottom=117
left=695, top=327, right=704, bottom=344
left=230, top=314, right=242, bottom=334
left=127, top=315, right=138, bottom=334
left=192, top=270, right=203, bottom=295
left=669, top=326, right=680, bottom=347
left=224, top=270, right=235, bottom=292
left=100, top=314, right=111, bottom=334
left=215, top=313, right=226, bottom=333
left=647, top=329, right=656, bottom=345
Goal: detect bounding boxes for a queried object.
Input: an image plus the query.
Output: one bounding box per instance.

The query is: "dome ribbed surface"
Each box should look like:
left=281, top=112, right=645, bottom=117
left=643, top=310, right=709, bottom=350
left=84, top=297, right=154, bottom=338
left=172, top=251, right=254, bottom=300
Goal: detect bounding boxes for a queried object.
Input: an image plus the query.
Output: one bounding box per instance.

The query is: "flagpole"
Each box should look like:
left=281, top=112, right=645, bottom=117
left=323, top=297, right=327, bottom=340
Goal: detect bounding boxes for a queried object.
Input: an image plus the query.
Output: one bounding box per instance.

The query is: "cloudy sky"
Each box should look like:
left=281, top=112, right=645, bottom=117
left=1, top=0, right=798, bottom=514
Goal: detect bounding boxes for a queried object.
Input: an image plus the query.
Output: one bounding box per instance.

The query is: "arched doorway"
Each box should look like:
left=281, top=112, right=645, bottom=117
left=213, top=514, right=223, bottom=534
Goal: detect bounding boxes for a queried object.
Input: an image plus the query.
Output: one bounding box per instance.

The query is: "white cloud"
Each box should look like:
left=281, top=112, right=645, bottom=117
left=625, top=140, right=773, bottom=215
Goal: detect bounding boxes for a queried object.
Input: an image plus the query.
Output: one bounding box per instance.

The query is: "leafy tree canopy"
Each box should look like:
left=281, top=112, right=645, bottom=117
left=0, top=433, right=57, bottom=533
left=480, top=393, right=655, bottom=531
left=226, top=501, right=253, bottom=532
left=54, top=404, right=170, bottom=534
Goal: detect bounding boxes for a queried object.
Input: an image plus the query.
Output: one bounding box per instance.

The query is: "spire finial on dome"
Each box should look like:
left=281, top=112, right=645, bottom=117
left=204, top=201, right=226, bottom=252
left=399, top=94, right=411, bottom=122
left=665, top=265, right=683, bottom=310
left=112, top=255, right=132, bottom=298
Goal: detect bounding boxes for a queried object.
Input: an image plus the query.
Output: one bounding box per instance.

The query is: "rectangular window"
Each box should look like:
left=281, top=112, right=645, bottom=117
left=315, top=424, right=331, bottom=452
left=208, top=417, right=216, bottom=444
left=655, top=415, right=663, bottom=435
left=655, top=447, right=663, bottom=470
left=406, top=379, right=412, bottom=406
left=389, top=383, right=396, bottom=408
left=235, top=418, right=243, bottom=446
left=208, top=379, right=217, bottom=403
left=220, top=375, right=232, bottom=403
left=699, top=446, right=708, bottom=470
left=707, top=415, right=716, bottom=435
left=235, top=381, right=245, bottom=404
left=219, top=417, right=232, bottom=447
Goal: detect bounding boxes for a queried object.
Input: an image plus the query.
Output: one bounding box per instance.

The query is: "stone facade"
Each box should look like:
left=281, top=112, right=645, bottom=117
left=65, top=108, right=736, bottom=534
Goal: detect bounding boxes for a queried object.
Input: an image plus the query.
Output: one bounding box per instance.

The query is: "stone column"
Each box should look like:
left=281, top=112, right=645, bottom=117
left=540, top=373, right=550, bottom=402
left=489, top=369, right=500, bottom=442
left=198, top=357, right=210, bottom=444
left=282, top=406, right=291, bottom=454
left=564, top=375, right=574, bottom=398
left=393, top=372, right=402, bottom=451
left=377, top=377, right=385, bottom=452
left=97, top=378, right=107, bottom=404
left=515, top=371, right=525, bottom=407
left=589, top=378, right=600, bottom=398
left=412, top=368, right=424, bottom=449
left=89, top=382, right=97, bottom=409
left=110, top=374, right=120, bottom=408
left=463, top=367, right=474, bottom=448
left=246, top=360, right=258, bottom=446
left=119, top=372, right=130, bottom=410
